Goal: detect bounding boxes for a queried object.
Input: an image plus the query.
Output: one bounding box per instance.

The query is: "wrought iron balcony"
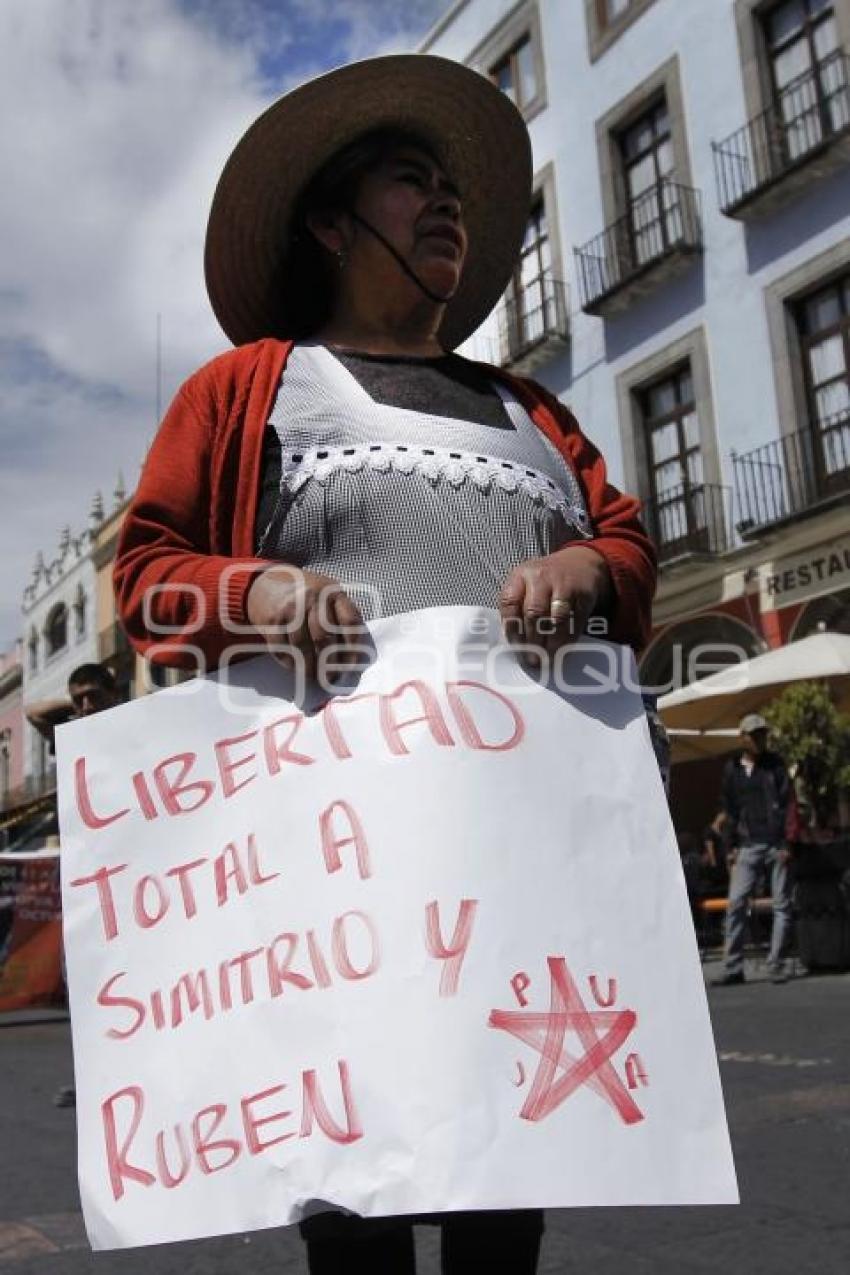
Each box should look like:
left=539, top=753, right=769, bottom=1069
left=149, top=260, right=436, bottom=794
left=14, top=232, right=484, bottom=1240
left=0, top=765, right=57, bottom=820
left=733, top=416, right=850, bottom=534
left=713, top=50, right=850, bottom=219
left=0, top=661, right=21, bottom=698
left=575, top=181, right=702, bottom=318
left=461, top=277, right=569, bottom=372
left=461, top=332, right=500, bottom=365
left=496, top=276, right=569, bottom=372
left=642, top=482, right=732, bottom=566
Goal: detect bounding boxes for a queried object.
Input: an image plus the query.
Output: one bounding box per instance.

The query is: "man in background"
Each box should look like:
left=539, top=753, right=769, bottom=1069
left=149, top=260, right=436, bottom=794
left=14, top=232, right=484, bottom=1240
left=26, top=662, right=120, bottom=745
left=66, top=663, right=121, bottom=718
left=715, top=713, right=792, bottom=986
left=27, top=662, right=120, bottom=1106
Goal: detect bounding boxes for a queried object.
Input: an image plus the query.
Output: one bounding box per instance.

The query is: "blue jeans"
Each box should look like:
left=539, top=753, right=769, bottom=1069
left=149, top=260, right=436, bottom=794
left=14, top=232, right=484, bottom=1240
left=724, top=842, right=792, bottom=974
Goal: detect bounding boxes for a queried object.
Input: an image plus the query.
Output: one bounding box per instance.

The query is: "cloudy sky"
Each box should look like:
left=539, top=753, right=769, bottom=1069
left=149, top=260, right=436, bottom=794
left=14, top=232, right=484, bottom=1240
left=0, top=0, right=451, bottom=649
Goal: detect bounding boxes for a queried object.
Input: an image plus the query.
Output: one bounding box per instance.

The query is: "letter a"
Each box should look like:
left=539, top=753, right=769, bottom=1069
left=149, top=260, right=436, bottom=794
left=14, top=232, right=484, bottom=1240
left=378, top=681, right=455, bottom=756
left=625, top=1052, right=649, bottom=1090
left=214, top=841, right=248, bottom=905
left=319, top=801, right=372, bottom=879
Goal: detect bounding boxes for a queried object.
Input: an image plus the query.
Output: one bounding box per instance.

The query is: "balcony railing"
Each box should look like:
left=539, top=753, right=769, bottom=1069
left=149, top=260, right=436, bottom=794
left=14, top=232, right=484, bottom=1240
left=713, top=50, right=850, bottom=217
left=733, top=415, right=850, bottom=533
left=575, top=181, right=702, bottom=316
left=642, top=483, right=732, bottom=565
left=0, top=765, right=57, bottom=819
left=496, top=276, right=569, bottom=371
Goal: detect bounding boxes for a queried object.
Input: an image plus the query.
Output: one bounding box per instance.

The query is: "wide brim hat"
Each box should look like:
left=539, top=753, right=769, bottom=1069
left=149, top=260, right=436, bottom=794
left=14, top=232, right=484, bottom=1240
left=205, top=54, right=532, bottom=351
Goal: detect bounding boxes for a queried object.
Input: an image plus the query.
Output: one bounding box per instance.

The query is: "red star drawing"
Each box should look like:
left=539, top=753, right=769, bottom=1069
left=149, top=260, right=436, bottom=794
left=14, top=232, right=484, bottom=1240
left=489, top=956, right=644, bottom=1125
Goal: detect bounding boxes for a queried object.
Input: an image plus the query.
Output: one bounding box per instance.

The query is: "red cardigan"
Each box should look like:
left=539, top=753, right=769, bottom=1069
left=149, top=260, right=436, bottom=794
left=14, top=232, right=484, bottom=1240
left=114, top=338, right=656, bottom=667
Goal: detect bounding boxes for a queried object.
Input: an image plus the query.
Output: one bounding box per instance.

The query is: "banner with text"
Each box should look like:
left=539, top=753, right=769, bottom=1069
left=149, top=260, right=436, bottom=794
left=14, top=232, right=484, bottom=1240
left=56, top=607, right=737, bottom=1250
left=0, top=850, right=63, bottom=1012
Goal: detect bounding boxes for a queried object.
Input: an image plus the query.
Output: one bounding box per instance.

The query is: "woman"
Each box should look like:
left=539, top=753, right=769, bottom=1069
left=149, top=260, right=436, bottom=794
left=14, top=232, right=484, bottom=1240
left=115, top=54, right=656, bottom=1275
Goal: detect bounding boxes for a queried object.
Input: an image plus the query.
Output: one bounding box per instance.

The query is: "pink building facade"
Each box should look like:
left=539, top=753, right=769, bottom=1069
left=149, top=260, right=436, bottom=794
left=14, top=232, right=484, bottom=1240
left=0, top=644, right=24, bottom=802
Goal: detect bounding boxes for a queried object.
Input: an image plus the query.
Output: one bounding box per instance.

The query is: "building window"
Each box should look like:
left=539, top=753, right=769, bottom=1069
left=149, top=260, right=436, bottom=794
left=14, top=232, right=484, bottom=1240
left=585, top=0, right=658, bottom=61
left=487, top=165, right=568, bottom=369
left=634, top=359, right=728, bottom=558
left=470, top=3, right=546, bottom=122
left=762, top=0, right=849, bottom=158
left=742, top=242, right=850, bottom=531
left=490, top=35, right=538, bottom=111
left=617, top=96, right=683, bottom=266
left=74, top=586, right=87, bottom=640
left=27, top=627, right=38, bottom=673
left=505, top=197, right=550, bottom=351
left=582, top=55, right=700, bottom=313
left=45, top=603, right=68, bottom=658
left=723, top=0, right=850, bottom=216
left=615, top=327, right=722, bottom=539
left=0, top=730, right=10, bottom=800
left=796, top=273, right=850, bottom=486
left=641, top=365, right=707, bottom=556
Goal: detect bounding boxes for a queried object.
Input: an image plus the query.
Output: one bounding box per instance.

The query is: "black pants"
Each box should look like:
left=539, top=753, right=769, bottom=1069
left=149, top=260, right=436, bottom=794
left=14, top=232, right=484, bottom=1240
left=301, top=1209, right=544, bottom=1273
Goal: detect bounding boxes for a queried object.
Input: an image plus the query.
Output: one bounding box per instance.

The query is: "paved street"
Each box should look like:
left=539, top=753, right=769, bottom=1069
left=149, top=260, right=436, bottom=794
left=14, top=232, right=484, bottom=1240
left=2, top=964, right=849, bottom=1273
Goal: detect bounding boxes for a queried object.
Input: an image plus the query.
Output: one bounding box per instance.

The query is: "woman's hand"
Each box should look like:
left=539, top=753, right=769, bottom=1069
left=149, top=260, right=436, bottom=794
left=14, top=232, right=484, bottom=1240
left=498, top=545, right=613, bottom=661
left=246, top=566, right=365, bottom=683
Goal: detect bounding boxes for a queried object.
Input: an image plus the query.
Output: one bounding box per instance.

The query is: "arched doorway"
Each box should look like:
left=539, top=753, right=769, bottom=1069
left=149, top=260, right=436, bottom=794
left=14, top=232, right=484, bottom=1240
left=789, top=586, right=850, bottom=640
left=640, top=612, right=763, bottom=697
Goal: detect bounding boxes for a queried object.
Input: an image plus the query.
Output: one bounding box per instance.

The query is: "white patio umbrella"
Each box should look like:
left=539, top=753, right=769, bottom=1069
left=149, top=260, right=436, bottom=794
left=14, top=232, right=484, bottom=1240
left=667, top=728, right=740, bottom=764
left=658, top=631, right=850, bottom=733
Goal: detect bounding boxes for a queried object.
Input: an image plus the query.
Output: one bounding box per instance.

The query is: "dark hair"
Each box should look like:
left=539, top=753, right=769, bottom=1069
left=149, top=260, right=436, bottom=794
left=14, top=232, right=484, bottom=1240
left=279, top=127, right=444, bottom=338
left=68, top=662, right=116, bottom=692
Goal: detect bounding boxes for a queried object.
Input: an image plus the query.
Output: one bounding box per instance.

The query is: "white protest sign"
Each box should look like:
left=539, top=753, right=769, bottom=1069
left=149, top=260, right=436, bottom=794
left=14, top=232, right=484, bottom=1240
left=56, top=606, right=737, bottom=1250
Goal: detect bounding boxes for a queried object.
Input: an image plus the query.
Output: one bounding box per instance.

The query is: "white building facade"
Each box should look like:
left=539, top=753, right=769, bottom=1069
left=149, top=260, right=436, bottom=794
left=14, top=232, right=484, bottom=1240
left=20, top=511, right=102, bottom=780
left=421, top=0, right=849, bottom=662
left=420, top=0, right=850, bottom=829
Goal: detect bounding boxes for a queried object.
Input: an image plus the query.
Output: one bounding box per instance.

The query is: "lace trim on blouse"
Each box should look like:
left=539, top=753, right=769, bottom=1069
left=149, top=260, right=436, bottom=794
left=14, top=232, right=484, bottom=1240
left=278, top=441, right=592, bottom=536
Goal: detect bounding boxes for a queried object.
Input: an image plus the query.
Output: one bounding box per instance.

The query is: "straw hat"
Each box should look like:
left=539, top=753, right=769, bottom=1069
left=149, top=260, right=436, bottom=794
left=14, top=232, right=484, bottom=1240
left=205, top=55, right=532, bottom=351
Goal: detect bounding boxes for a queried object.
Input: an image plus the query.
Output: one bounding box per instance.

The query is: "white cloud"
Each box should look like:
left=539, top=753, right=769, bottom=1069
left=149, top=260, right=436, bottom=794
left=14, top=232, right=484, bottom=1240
left=0, top=0, right=450, bottom=649
left=0, top=0, right=265, bottom=393
left=0, top=0, right=268, bottom=648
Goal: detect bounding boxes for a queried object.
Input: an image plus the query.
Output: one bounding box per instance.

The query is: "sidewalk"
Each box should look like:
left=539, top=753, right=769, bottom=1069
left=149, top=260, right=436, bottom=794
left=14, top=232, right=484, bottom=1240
left=0, top=1008, right=68, bottom=1029
left=2, top=974, right=849, bottom=1272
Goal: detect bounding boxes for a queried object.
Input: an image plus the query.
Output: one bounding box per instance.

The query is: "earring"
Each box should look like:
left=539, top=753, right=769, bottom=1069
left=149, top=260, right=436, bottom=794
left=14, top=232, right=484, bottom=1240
left=335, top=247, right=347, bottom=270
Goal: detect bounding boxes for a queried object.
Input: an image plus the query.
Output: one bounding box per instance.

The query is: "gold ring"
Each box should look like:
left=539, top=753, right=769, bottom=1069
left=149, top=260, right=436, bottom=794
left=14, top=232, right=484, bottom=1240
left=550, top=597, right=571, bottom=617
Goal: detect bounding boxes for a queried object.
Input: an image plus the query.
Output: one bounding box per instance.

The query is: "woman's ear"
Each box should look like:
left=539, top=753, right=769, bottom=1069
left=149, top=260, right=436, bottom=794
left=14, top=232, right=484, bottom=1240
left=305, top=208, right=348, bottom=255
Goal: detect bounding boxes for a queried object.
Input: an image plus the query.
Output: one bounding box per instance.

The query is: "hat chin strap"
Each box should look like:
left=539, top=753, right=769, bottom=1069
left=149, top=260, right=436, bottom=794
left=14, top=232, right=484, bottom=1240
left=349, top=212, right=455, bottom=306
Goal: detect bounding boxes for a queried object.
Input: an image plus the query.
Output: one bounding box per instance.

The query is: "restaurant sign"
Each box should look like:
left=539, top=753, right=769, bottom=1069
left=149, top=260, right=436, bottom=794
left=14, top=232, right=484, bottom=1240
left=758, top=535, right=850, bottom=612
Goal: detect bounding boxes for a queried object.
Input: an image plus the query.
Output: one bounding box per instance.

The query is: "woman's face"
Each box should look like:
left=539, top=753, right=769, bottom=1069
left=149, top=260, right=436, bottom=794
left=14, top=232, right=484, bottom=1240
left=347, top=143, right=468, bottom=302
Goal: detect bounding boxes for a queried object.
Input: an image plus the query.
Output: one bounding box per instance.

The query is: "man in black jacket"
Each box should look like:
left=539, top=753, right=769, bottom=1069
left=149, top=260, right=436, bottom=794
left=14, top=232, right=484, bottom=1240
left=44, top=663, right=120, bottom=1107
left=715, top=713, right=791, bottom=985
